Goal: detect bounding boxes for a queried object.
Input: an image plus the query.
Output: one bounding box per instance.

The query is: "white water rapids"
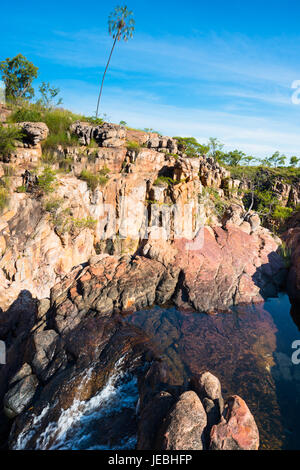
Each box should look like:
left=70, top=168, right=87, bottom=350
left=13, top=356, right=139, bottom=450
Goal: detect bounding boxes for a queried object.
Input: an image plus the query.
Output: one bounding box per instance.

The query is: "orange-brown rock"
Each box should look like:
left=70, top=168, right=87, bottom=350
left=209, top=395, right=259, bottom=450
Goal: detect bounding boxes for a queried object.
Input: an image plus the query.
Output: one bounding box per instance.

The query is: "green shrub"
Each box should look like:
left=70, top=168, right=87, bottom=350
left=0, top=124, right=23, bottom=157
left=79, top=170, right=99, bottom=191
left=38, top=167, right=57, bottom=193
left=84, top=116, right=104, bottom=126
left=41, top=151, right=58, bottom=164
left=9, top=105, right=43, bottom=122
left=9, top=104, right=82, bottom=150
left=98, top=175, right=109, bottom=186
left=71, top=217, right=97, bottom=230
left=99, top=166, right=110, bottom=176
left=272, top=205, right=293, bottom=221
left=44, top=197, right=63, bottom=213
left=42, top=132, right=79, bottom=150
left=126, top=140, right=141, bottom=151
left=153, top=176, right=175, bottom=186
left=278, top=241, right=292, bottom=268
left=0, top=186, right=9, bottom=213
left=173, top=136, right=209, bottom=157
left=79, top=169, right=109, bottom=190
left=16, top=185, right=27, bottom=193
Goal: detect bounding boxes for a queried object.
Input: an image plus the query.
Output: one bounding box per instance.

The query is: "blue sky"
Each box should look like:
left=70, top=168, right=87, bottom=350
left=1, top=0, right=300, bottom=158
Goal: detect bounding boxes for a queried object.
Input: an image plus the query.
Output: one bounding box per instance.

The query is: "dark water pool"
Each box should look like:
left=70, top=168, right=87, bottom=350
left=125, top=294, right=300, bottom=450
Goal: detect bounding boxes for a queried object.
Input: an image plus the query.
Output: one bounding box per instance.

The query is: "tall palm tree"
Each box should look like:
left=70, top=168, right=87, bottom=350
left=96, top=5, right=135, bottom=118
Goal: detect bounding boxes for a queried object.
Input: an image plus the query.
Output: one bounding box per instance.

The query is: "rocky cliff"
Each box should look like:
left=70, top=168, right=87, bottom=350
left=0, top=119, right=286, bottom=312
left=0, top=115, right=296, bottom=450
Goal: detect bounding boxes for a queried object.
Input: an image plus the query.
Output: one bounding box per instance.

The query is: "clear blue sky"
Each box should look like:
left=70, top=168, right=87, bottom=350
left=1, top=0, right=300, bottom=158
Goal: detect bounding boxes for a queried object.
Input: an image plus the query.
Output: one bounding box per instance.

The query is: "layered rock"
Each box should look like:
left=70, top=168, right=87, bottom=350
left=282, top=211, right=300, bottom=303
left=17, top=122, right=49, bottom=146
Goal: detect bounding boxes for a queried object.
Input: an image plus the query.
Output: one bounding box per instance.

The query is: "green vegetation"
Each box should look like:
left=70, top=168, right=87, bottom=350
left=174, top=137, right=209, bottom=158
left=79, top=169, right=109, bottom=190
left=272, top=205, right=293, bottom=221
left=37, top=167, right=57, bottom=193
left=126, top=140, right=141, bottom=151
left=8, top=103, right=82, bottom=150
left=96, top=5, right=135, bottom=117
left=16, top=185, right=27, bottom=193
left=278, top=242, right=292, bottom=268
left=204, top=187, right=229, bottom=217
left=0, top=54, right=38, bottom=102
left=44, top=197, right=96, bottom=235
left=0, top=124, right=23, bottom=158
left=0, top=187, right=9, bottom=213
left=153, top=176, right=175, bottom=186
left=85, top=117, right=104, bottom=126
left=37, top=82, right=62, bottom=109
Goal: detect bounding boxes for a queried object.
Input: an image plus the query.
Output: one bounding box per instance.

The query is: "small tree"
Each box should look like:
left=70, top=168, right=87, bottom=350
left=174, top=136, right=209, bottom=157
left=290, top=156, right=299, bottom=167
left=37, top=82, right=62, bottom=109
left=0, top=54, right=38, bottom=102
left=208, top=137, right=224, bottom=160
left=96, top=5, right=135, bottom=118
left=0, top=124, right=23, bottom=159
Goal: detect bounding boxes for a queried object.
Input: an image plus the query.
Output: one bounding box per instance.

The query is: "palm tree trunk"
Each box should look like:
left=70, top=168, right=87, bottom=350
left=96, top=34, right=118, bottom=118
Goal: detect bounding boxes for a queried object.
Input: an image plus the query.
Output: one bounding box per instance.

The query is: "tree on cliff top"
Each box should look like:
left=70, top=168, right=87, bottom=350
left=95, top=5, right=135, bottom=118
left=0, top=54, right=38, bottom=102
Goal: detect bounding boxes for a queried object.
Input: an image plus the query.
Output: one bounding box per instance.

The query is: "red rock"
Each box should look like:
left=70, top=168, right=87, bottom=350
left=209, top=395, right=259, bottom=450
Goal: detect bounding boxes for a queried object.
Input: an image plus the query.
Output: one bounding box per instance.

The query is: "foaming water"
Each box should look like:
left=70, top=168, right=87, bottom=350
left=14, top=356, right=139, bottom=450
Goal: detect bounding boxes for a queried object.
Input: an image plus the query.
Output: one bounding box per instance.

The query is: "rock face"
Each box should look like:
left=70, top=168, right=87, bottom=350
left=209, top=395, right=260, bottom=450
left=18, top=122, right=49, bottom=146
left=0, top=118, right=287, bottom=311
left=283, top=211, right=300, bottom=303
left=4, top=374, right=38, bottom=419
left=156, top=391, right=207, bottom=450
left=144, top=225, right=286, bottom=313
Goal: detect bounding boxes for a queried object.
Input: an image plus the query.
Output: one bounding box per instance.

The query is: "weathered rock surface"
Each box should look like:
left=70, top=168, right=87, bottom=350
left=4, top=374, right=38, bottom=419
left=209, top=395, right=259, bottom=450
left=70, top=121, right=126, bottom=147
left=18, top=122, right=49, bottom=146
left=283, top=211, right=300, bottom=303
left=156, top=391, right=207, bottom=450
left=145, top=224, right=286, bottom=313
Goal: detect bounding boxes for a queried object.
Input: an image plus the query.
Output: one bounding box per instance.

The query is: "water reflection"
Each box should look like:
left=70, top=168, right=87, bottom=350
left=125, top=294, right=300, bottom=450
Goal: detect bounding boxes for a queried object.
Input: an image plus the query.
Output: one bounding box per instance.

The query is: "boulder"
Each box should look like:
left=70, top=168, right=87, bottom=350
left=209, top=395, right=259, bottom=450
left=4, top=374, right=39, bottom=418
left=156, top=391, right=207, bottom=450
left=9, top=363, right=32, bottom=386
left=191, top=371, right=224, bottom=413
left=32, top=329, right=66, bottom=382
left=18, top=122, right=49, bottom=146
left=137, top=391, right=175, bottom=450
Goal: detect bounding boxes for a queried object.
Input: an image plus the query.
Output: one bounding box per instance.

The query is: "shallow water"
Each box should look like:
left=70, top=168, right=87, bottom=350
left=126, top=294, right=300, bottom=450
left=16, top=294, right=300, bottom=450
